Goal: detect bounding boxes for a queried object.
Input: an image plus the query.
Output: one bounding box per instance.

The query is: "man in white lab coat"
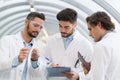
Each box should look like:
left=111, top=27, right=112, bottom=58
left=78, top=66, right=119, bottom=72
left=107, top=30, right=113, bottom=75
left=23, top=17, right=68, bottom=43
left=45, top=8, right=93, bottom=80
left=82, top=11, right=120, bottom=80
left=0, top=12, right=47, bottom=80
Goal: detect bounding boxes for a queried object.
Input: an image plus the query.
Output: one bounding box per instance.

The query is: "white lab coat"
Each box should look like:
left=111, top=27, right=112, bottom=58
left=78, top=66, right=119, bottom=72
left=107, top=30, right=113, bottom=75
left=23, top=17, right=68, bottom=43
left=45, top=30, right=93, bottom=80
left=0, top=32, right=47, bottom=80
left=86, top=32, right=120, bottom=80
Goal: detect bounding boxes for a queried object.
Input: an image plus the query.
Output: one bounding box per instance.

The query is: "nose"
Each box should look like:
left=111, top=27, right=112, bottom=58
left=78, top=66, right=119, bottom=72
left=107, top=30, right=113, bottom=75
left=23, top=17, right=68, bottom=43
left=89, top=33, right=91, bottom=37
left=60, top=27, right=66, bottom=33
left=35, top=27, right=41, bottom=32
left=89, top=32, right=91, bottom=36
left=89, top=31, right=92, bottom=37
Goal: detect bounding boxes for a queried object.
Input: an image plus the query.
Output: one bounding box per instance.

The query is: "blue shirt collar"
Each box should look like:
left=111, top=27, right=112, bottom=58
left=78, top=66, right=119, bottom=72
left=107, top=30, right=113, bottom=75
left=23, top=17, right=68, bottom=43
left=20, top=31, right=34, bottom=47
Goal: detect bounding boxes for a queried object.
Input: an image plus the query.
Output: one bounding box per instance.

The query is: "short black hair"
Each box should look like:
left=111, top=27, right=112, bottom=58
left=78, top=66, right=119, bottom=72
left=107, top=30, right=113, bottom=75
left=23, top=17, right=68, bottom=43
left=56, top=8, right=77, bottom=23
left=26, top=12, right=45, bottom=21
left=86, top=11, right=115, bottom=31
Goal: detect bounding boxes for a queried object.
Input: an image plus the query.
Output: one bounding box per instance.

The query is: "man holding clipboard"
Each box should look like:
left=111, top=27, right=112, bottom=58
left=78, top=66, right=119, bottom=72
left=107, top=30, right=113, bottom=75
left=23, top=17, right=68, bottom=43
left=44, top=8, right=93, bottom=80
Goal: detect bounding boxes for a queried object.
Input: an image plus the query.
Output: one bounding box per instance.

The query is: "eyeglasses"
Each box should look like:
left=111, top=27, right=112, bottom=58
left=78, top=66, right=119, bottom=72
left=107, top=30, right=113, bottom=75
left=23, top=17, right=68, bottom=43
left=30, top=21, right=43, bottom=29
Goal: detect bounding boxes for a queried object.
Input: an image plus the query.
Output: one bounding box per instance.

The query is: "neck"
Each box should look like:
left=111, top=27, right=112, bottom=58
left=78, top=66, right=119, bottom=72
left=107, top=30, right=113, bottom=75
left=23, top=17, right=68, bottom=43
left=22, top=30, right=32, bottom=43
left=101, top=30, right=108, bottom=39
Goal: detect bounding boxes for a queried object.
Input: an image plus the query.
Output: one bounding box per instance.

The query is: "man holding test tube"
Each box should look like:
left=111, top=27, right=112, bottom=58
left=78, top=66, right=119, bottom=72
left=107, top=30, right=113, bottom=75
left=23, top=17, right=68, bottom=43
left=0, top=12, right=47, bottom=80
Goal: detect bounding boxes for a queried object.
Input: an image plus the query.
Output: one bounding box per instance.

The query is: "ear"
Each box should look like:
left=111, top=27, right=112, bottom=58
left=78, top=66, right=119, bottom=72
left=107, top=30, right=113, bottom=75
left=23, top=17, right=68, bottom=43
left=73, top=21, right=77, bottom=28
left=97, top=22, right=102, bottom=29
left=24, top=19, right=29, bottom=26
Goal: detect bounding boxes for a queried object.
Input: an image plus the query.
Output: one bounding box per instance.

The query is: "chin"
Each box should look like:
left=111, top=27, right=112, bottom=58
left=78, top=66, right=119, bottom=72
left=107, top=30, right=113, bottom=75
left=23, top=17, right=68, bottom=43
left=34, top=35, right=38, bottom=38
left=62, top=35, right=68, bottom=38
left=61, top=34, right=66, bottom=37
left=94, top=39, right=100, bottom=42
left=94, top=40, right=97, bottom=42
left=32, top=34, right=39, bottom=38
left=30, top=35, right=37, bottom=38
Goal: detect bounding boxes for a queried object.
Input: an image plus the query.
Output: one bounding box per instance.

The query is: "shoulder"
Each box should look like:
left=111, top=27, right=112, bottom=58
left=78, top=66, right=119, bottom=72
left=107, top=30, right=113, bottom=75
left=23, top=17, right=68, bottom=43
left=97, top=32, right=120, bottom=47
left=74, top=32, right=92, bottom=45
left=46, top=33, right=61, bottom=42
left=0, top=35, right=15, bottom=42
left=0, top=35, right=16, bottom=48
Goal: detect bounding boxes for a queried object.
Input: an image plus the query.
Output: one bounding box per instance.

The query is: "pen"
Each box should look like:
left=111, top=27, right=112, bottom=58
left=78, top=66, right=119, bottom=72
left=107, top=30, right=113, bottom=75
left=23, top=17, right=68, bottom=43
left=45, top=57, right=59, bottom=66
left=45, top=57, right=52, bottom=65
left=45, top=57, right=51, bottom=62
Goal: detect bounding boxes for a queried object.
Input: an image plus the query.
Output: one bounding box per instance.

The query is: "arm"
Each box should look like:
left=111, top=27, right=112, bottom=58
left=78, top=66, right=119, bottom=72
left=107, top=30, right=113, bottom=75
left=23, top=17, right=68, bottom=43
left=0, top=36, right=29, bottom=71
left=79, top=40, right=93, bottom=80
left=86, top=44, right=111, bottom=80
left=30, top=44, right=48, bottom=69
left=12, top=48, right=29, bottom=68
left=0, top=36, right=13, bottom=71
left=31, top=48, right=40, bottom=69
left=30, top=47, right=48, bottom=79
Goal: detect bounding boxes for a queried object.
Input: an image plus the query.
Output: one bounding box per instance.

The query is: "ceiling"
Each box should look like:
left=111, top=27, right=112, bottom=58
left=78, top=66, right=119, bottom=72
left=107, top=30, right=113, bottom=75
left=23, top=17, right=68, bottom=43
left=0, top=0, right=120, bottom=43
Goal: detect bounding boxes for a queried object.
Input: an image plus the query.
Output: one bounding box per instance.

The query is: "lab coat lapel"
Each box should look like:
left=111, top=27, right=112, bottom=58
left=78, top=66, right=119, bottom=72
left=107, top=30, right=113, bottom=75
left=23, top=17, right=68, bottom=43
left=14, top=32, right=24, bottom=48
left=27, top=40, right=35, bottom=66
left=25, top=39, right=35, bottom=80
left=53, top=33, right=66, bottom=65
left=15, top=32, right=34, bottom=79
left=55, top=33, right=65, bottom=54
left=65, top=30, right=80, bottom=53
left=26, top=43, right=35, bottom=80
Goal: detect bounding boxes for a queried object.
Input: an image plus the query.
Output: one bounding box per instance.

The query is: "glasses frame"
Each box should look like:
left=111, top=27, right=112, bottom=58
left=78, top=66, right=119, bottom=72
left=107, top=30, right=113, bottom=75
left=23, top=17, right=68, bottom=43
left=30, top=21, right=43, bottom=29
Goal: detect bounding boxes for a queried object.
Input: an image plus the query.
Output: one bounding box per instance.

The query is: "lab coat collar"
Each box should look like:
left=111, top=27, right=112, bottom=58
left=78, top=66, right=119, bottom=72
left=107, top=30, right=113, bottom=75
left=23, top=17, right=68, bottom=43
left=101, top=30, right=115, bottom=40
left=15, top=31, right=35, bottom=44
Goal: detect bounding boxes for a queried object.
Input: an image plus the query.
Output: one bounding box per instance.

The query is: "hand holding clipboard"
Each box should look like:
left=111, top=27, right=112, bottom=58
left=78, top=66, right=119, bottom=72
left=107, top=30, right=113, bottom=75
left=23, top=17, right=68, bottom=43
left=78, top=51, right=90, bottom=71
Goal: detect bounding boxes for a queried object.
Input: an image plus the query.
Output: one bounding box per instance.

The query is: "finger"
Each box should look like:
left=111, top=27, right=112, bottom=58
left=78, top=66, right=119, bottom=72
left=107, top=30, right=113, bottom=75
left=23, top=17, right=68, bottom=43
left=32, top=54, right=39, bottom=58
left=32, top=48, right=38, bottom=52
left=32, top=50, right=40, bottom=57
left=20, top=48, right=29, bottom=53
left=63, top=72, right=73, bottom=76
left=18, top=53, right=28, bottom=62
left=32, top=50, right=37, bottom=54
left=19, top=53, right=28, bottom=57
left=21, top=48, right=29, bottom=51
left=62, top=72, right=73, bottom=78
left=31, top=52, right=39, bottom=58
left=82, top=65, right=88, bottom=74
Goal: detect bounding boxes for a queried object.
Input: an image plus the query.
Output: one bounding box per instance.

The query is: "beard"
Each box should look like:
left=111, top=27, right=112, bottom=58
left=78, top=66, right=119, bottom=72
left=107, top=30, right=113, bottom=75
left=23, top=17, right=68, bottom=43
left=27, top=25, right=39, bottom=38
left=61, top=29, right=74, bottom=38
left=61, top=32, right=73, bottom=38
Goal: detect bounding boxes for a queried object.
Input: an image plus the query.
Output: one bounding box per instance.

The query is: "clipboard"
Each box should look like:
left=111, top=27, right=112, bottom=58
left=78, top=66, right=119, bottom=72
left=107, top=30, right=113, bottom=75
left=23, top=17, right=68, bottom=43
left=78, top=51, right=90, bottom=71
left=46, top=67, right=71, bottom=77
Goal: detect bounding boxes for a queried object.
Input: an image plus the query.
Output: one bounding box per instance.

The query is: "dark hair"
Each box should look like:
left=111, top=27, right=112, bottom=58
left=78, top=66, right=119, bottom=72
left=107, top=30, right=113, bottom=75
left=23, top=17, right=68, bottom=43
left=26, top=12, right=45, bottom=21
left=56, top=8, right=77, bottom=23
left=86, top=11, right=115, bottom=30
